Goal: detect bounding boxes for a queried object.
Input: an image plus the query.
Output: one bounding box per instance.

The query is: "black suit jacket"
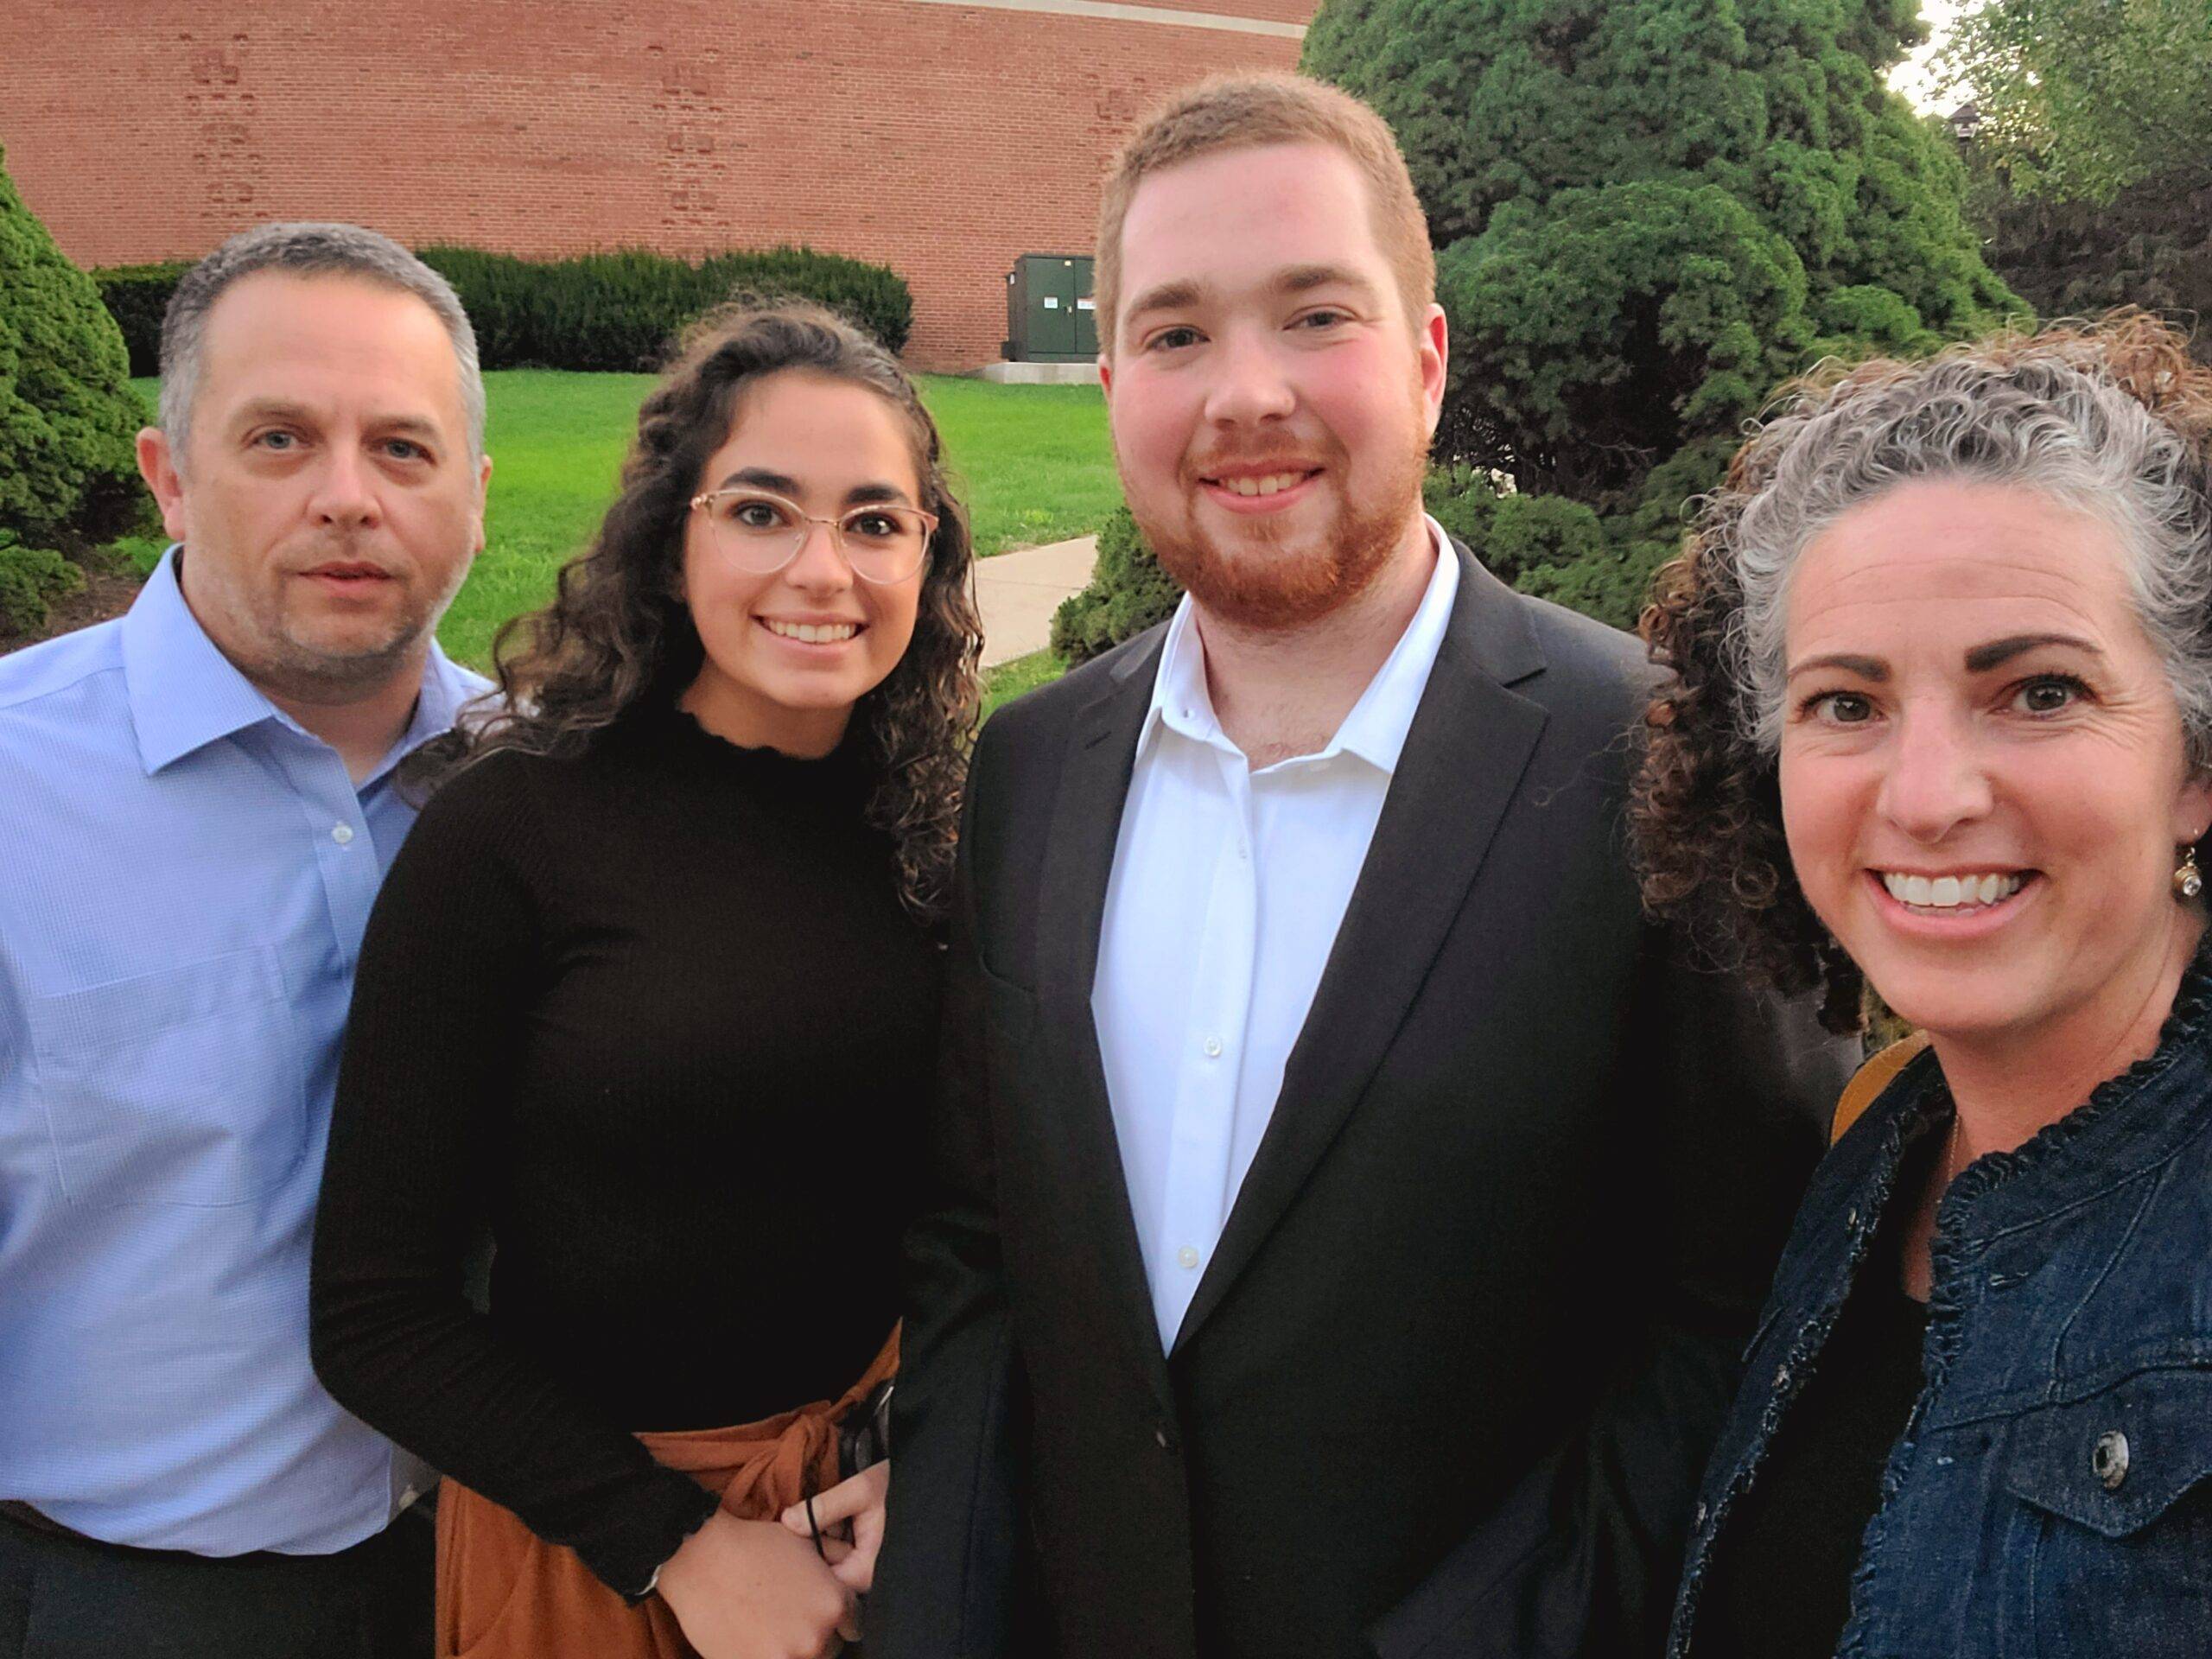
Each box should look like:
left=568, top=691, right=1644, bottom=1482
left=870, top=544, right=1851, bottom=1659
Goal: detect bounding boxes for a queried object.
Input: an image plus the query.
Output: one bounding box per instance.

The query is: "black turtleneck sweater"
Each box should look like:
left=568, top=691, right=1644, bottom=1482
left=310, top=701, right=939, bottom=1596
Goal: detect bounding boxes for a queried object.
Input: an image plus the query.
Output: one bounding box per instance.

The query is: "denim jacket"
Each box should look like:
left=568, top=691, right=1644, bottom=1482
left=1669, top=958, right=2212, bottom=1657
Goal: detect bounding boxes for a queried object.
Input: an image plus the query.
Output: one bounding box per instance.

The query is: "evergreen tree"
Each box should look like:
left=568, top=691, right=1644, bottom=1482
left=1304, top=0, right=2026, bottom=626
left=0, top=143, right=143, bottom=550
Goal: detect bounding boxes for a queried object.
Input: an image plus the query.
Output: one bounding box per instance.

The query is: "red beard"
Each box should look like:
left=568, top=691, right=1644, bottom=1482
left=1132, top=433, right=1427, bottom=633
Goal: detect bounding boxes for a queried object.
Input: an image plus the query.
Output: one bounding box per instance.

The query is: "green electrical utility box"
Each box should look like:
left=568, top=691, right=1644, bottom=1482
left=1004, top=254, right=1096, bottom=362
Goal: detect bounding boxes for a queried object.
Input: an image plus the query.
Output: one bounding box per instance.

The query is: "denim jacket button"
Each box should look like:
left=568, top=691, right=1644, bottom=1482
left=2092, top=1429, right=2130, bottom=1491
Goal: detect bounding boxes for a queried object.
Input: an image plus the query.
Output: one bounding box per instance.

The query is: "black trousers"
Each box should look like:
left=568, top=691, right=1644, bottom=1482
left=0, top=1502, right=433, bottom=1659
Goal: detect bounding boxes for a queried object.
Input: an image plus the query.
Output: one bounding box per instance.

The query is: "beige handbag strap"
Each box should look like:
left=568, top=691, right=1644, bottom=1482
left=1831, top=1032, right=1932, bottom=1146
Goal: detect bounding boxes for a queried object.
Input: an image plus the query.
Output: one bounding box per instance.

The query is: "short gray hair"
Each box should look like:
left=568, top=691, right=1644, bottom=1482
left=159, top=222, right=485, bottom=464
left=1711, top=318, right=2212, bottom=766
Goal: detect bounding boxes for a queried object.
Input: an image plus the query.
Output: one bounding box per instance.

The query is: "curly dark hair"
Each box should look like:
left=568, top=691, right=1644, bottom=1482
left=1632, top=311, right=2212, bottom=1034
left=412, top=302, right=983, bottom=921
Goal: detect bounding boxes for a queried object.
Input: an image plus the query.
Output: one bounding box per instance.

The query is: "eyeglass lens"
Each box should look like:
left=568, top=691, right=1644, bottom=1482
left=702, top=491, right=930, bottom=582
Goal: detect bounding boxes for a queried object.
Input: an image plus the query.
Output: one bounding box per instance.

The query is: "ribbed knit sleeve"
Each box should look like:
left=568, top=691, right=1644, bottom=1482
left=310, top=752, right=720, bottom=1597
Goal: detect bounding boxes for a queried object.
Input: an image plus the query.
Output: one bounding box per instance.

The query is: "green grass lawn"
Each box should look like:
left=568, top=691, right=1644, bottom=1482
left=981, top=647, right=1068, bottom=718
left=133, top=371, right=1115, bottom=671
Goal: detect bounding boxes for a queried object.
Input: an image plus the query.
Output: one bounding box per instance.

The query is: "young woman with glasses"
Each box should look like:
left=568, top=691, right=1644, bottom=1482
left=308, top=303, right=982, bottom=1659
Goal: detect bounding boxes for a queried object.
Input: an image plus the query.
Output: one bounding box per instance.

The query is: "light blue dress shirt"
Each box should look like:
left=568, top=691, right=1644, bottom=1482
left=0, top=548, right=484, bottom=1555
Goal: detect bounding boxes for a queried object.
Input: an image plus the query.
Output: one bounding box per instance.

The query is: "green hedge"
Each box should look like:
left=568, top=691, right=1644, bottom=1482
left=91, top=244, right=914, bottom=377
left=426, top=245, right=912, bottom=368
left=419, top=247, right=896, bottom=370
left=0, top=531, right=86, bottom=635
left=91, top=261, right=192, bottom=377
left=1050, top=505, right=1181, bottom=665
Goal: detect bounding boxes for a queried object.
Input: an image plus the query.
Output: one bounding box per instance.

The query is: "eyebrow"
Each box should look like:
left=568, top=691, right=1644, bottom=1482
left=1122, top=264, right=1380, bottom=325
left=1122, top=278, right=1204, bottom=323
left=231, top=399, right=444, bottom=441
left=1278, top=263, right=1380, bottom=302
left=1785, top=652, right=1888, bottom=682
left=712, top=467, right=915, bottom=507
left=1962, top=632, right=2105, bottom=672
left=231, top=397, right=318, bottom=429
left=1785, top=633, right=2108, bottom=683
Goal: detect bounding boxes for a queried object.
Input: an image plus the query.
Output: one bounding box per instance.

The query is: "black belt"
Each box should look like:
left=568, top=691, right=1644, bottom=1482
left=0, top=1499, right=87, bottom=1541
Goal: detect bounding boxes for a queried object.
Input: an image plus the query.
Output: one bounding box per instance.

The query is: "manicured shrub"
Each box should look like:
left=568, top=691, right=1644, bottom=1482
left=1423, top=467, right=1661, bottom=632
left=0, top=144, right=146, bottom=546
left=0, top=530, right=86, bottom=636
left=95, top=244, right=915, bottom=382
left=415, top=245, right=913, bottom=370
left=89, top=260, right=191, bottom=377
left=1050, top=505, right=1182, bottom=665
left=696, top=248, right=912, bottom=358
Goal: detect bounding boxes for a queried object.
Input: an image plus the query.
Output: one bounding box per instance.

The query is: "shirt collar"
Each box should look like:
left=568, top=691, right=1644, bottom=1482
left=1141, top=515, right=1461, bottom=777
left=365, top=636, right=481, bottom=788
left=123, top=544, right=482, bottom=779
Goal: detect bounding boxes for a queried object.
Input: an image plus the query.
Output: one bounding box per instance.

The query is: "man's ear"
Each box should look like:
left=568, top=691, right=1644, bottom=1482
left=1417, top=303, right=1448, bottom=439
left=137, top=427, right=189, bottom=544
left=470, top=452, right=493, bottom=559
left=1097, top=351, right=1114, bottom=405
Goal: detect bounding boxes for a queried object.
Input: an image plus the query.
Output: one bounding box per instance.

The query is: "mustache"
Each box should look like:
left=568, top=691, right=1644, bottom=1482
left=1185, top=449, right=1326, bottom=478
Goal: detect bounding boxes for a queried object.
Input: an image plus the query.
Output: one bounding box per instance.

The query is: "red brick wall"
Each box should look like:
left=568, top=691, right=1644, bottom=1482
left=1, top=0, right=1315, bottom=370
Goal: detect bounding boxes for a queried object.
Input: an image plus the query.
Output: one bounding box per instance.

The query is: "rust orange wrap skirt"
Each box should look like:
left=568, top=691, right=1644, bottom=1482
left=435, top=1330, right=899, bottom=1659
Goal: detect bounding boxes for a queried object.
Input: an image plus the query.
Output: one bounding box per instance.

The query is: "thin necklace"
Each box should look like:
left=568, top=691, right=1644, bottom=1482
left=1940, top=1110, right=1966, bottom=1190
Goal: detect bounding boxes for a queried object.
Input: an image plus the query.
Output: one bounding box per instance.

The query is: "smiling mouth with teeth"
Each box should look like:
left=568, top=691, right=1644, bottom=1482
left=1879, top=871, right=2028, bottom=912
left=1209, top=470, right=1317, bottom=498
left=762, top=620, right=861, bottom=645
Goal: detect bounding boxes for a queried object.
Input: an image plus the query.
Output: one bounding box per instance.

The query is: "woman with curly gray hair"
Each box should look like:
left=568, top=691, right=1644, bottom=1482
left=309, top=303, right=982, bottom=1659
left=1635, top=312, right=2212, bottom=1658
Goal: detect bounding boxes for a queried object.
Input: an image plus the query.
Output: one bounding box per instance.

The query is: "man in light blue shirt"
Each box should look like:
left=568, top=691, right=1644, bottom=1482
left=0, top=223, right=491, bottom=1657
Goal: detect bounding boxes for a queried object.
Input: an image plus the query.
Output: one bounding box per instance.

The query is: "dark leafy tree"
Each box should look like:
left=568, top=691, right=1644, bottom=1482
left=1302, top=0, right=2024, bottom=626
left=1961, top=144, right=2211, bottom=367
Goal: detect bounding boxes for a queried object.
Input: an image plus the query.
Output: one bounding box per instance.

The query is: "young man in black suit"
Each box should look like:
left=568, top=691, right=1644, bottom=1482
left=868, top=72, right=1851, bottom=1659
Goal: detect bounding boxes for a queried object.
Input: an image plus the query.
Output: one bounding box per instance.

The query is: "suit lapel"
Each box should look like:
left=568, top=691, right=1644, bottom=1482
left=1172, top=550, right=1550, bottom=1353
left=1034, top=634, right=1179, bottom=1406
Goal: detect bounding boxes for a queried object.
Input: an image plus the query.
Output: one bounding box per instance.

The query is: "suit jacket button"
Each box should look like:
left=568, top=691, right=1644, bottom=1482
left=1155, top=1425, right=1173, bottom=1450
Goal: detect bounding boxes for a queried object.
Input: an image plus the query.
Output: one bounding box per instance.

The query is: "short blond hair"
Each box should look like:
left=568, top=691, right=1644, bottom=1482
left=1094, top=72, right=1434, bottom=355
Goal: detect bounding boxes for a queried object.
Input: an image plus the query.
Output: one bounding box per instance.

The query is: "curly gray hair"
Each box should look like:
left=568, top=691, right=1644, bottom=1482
left=1710, top=315, right=2212, bottom=766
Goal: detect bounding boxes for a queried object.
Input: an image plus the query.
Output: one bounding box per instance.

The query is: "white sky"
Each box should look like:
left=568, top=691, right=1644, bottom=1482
left=1889, top=1, right=1967, bottom=111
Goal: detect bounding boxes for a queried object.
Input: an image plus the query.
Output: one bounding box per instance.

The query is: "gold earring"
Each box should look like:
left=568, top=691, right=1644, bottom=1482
left=2176, top=845, right=2203, bottom=900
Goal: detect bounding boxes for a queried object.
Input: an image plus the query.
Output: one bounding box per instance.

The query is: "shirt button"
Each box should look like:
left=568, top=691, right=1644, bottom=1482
left=1176, top=1246, right=1199, bottom=1270
left=1203, top=1036, right=1223, bottom=1058
left=331, top=823, right=354, bottom=845
left=1155, top=1424, right=1173, bottom=1450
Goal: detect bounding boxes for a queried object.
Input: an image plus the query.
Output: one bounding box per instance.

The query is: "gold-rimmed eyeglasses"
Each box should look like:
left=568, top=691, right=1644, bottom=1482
left=689, top=487, right=937, bottom=585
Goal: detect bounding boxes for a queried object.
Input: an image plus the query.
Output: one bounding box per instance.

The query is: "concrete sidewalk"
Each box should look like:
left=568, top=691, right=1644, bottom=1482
left=973, top=535, right=1099, bottom=669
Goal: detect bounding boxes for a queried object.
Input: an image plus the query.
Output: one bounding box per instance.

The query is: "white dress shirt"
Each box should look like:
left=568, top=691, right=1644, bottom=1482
left=1091, top=520, right=1461, bottom=1347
